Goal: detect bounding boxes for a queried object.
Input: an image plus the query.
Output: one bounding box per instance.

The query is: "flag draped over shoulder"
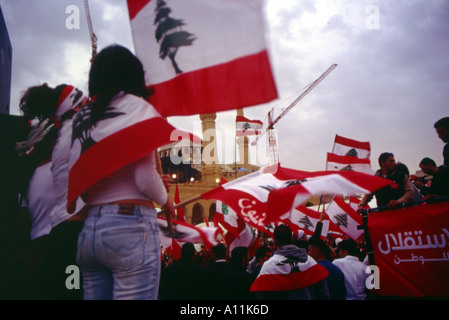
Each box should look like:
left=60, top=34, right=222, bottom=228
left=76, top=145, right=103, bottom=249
left=202, top=164, right=392, bottom=230
left=250, top=251, right=329, bottom=292
left=67, top=93, right=192, bottom=213
left=127, top=0, right=278, bottom=117
left=236, top=116, right=263, bottom=136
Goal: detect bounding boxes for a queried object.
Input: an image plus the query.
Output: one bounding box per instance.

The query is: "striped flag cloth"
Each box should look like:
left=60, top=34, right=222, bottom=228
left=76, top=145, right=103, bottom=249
left=236, top=116, right=263, bottom=136
left=325, top=196, right=364, bottom=240
left=67, top=93, right=192, bottom=213
left=158, top=217, right=222, bottom=250
left=202, top=165, right=392, bottom=230
left=326, top=153, right=374, bottom=175
left=127, top=0, right=278, bottom=117
left=332, top=134, right=371, bottom=159
left=280, top=205, right=331, bottom=238
left=250, top=251, right=328, bottom=292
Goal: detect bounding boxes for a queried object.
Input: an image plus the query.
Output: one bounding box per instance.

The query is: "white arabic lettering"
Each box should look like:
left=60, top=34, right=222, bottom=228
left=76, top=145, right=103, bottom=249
left=238, top=198, right=266, bottom=227
left=378, top=228, right=449, bottom=255
left=394, top=252, right=449, bottom=265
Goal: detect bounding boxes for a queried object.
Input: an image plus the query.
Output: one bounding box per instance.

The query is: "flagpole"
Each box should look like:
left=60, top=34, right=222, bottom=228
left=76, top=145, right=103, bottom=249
left=358, top=208, right=375, bottom=266
left=158, top=194, right=203, bottom=215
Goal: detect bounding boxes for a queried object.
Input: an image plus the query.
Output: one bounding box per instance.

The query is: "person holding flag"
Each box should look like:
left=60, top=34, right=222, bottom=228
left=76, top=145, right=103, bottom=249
left=70, top=45, right=175, bottom=300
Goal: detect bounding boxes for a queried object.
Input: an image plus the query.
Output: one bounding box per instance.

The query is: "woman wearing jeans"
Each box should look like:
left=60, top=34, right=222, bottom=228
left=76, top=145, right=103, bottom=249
left=71, top=45, right=175, bottom=300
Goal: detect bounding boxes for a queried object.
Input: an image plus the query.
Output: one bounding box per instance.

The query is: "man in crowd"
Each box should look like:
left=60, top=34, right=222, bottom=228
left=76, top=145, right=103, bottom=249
left=434, top=117, right=449, bottom=166
left=308, top=238, right=346, bottom=300
left=419, top=157, right=449, bottom=198
left=332, top=239, right=368, bottom=300
left=250, top=225, right=329, bottom=300
left=358, top=152, right=414, bottom=209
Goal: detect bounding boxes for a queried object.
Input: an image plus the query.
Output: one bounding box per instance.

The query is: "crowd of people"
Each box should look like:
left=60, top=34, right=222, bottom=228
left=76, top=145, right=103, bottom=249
left=1, top=39, right=448, bottom=300
left=157, top=224, right=369, bottom=300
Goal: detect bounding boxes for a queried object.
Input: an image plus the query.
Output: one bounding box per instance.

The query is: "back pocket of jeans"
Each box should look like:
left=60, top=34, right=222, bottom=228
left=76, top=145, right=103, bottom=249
left=100, top=227, right=145, bottom=271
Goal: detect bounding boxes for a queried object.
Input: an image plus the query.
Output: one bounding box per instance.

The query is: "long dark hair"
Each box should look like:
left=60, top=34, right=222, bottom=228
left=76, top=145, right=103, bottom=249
left=19, top=83, right=67, bottom=121
left=88, top=44, right=151, bottom=124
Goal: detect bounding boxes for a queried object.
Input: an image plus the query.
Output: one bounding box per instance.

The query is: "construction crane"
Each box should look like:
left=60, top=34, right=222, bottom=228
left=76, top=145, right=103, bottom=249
left=255, top=64, right=338, bottom=165
left=83, top=0, right=97, bottom=61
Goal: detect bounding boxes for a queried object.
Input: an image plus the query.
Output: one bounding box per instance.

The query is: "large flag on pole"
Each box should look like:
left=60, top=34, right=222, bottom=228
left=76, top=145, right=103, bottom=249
left=332, top=134, right=371, bottom=159
left=127, top=0, right=278, bottom=117
left=326, top=153, right=374, bottom=175
left=236, top=116, right=263, bottom=136
left=281, top=205, right=332, bottom=239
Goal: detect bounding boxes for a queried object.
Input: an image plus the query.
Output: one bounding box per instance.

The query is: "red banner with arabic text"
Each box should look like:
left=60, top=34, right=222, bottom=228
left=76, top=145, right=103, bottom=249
left=368, top=201, right=449, bottom=298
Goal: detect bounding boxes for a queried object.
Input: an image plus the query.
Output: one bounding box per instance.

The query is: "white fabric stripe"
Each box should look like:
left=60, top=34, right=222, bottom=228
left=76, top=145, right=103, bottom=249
left=131, top=0, right=267, bottom=84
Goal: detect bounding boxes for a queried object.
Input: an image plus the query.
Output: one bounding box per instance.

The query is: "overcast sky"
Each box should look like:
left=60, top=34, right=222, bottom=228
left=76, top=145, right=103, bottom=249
left=1, top=0, right=448, bottom=175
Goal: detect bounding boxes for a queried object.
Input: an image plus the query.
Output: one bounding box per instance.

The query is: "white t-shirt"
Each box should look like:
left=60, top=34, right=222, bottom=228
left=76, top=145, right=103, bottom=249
left=26, top=162, right=55, bottom=240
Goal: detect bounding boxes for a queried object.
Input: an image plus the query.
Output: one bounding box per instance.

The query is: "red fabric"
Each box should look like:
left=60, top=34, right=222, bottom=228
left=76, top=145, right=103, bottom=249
left=236, top=116, right=263, bottom=126
left=148, top=51, right=278, bottom=118
left=67, top=117, right=175, bottom=213
left=56, top=85, right=74, bottom=108
left=250, top=264, right=328, bottom=292
left=126, top=0, right=151, bottom=20
left=368, top=201, right=449, bottom=297
left=327, top=153, right=371, bottom=165
left=334, top=134, right=371, bottom=151
left=174, top=184, right=186, bottom=222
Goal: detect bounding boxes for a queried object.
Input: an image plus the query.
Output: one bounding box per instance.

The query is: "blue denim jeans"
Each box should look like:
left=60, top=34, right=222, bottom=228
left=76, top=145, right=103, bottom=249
left=76, top=204, right=161, bottom=300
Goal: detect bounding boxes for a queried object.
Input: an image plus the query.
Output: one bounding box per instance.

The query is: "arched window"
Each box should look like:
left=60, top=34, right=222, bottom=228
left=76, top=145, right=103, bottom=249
left=191, top=203, right=204, bottom=225
left=208, top=203, right=216, bottom=222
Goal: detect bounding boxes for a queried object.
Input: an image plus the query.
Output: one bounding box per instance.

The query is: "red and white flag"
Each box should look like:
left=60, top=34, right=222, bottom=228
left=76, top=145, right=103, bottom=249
left=326, top=153, right=374, bottom=175
left=127, top=0, right=278, bottom=117
left=213, top=200, right=240, bottom=238
left=332, top=134, right=371, bottom=159
left=281, top=205, right=332, bottom=239
left=325, top=196, right=364, bottom=240
left=236, top=116, right=263, bottom=136
left=174, top=184, right=186, bottom=222
left=250, top=252, right=329, bottom=292
left=67, top=93, right=193, bottom=213
left=349, top=196, right=369, bottom=211
left=202, top=164, right=392, bottom=230
left=158, top=217, right=222, bottom=250
left=225, top=218, right=259, bottom=257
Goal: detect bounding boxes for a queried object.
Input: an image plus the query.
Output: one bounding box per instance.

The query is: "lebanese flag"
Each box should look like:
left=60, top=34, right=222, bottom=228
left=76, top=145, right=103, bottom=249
left=325, top=196, right=364, bottom=240
left=67, top=93, right=193, bottom=213
left=250, top=252, right=329, bottom=292
left=127, top=0, right=278, bottom=117
left=236, top=116, right=263, bottom=136
left=158, top=216, right=222, bottom=250
left=213, top=200, right=240, bottom=238
left=326, top=153, right=374, bottom=175
left=332, top=134, right=371, bottom=159
left=225, top=217, right=259, bottom=257
left=281, top=205, right=332, bottom=239
left=202, top=164, right=392, bottom=230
